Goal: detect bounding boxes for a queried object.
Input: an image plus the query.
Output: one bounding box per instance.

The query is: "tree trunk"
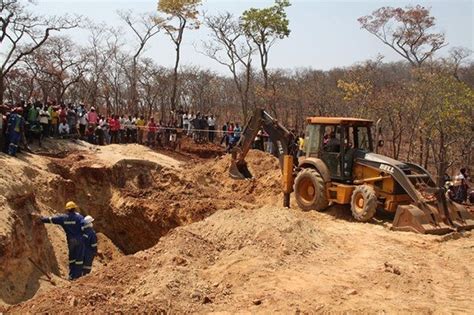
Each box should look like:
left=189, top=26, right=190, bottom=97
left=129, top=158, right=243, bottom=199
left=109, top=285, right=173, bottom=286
left=423, top=140, right=430, bottom=169
left=418, top=133, right=424, bottom=166
left=130, top=61, right=138, bottom=112
left=437, top=133, right=446, bottom=187
left=0, top=75, right=5, bottom=104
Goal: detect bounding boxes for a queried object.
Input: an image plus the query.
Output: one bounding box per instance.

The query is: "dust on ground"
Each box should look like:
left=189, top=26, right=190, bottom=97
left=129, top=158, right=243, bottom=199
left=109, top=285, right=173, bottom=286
left=1, top=139, right=473, bottom=313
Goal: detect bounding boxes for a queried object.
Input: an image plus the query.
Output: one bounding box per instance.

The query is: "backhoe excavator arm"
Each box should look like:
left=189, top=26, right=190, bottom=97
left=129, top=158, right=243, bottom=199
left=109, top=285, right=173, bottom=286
left=230, top=108, right=297, bottom=207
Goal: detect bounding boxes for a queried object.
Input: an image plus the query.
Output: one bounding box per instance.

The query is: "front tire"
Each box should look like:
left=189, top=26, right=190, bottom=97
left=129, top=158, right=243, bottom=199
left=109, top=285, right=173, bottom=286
left=350, top=185, right=377, bottom=222
left=294, top=168, right=329, bottom=211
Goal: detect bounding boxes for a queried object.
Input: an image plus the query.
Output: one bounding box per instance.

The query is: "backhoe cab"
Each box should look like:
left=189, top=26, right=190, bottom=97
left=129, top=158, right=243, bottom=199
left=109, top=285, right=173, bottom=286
left=230, top=109, right=474, bottom=234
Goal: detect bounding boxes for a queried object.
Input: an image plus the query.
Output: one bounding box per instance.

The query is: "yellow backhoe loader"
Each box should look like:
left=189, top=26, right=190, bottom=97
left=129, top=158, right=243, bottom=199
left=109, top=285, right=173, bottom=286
left=230, top=109, right=474, bottom=234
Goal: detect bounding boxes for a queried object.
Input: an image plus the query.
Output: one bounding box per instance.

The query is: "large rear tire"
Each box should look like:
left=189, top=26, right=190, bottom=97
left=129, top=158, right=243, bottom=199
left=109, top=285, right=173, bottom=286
left=350, top=185, right=377, bottom=222
left=294, top=168, right=329, bottom=211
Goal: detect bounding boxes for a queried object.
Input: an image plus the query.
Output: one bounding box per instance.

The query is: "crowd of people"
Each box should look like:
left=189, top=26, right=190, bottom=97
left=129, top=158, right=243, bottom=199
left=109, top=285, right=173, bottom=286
left=0, top=101, right=246, bottom=156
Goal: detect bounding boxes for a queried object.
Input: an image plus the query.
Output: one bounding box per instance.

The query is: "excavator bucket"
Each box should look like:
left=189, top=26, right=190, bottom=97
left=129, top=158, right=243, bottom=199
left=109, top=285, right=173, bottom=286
left=229, top=160, right=253, bottom=179
left=392, top=200, right=474, bottom=234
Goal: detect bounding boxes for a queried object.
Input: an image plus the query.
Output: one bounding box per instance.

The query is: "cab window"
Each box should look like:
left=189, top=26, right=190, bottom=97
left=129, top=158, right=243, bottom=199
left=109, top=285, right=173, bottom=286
left=304, top=124, right=322, bottom=156
left=354, top=126, right=371, bottom=152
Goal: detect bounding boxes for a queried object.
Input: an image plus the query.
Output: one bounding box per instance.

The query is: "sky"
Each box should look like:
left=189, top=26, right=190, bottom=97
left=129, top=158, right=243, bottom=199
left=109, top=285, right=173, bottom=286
left=35, top=0, right=474, bottom=73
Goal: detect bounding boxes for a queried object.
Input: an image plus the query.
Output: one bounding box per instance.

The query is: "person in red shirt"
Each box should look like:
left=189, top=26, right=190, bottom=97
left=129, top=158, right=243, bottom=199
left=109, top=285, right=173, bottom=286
left=109, top=115, right=120, bottom=144
left=58, top=105, right=67, bottom=124
left=147, top=118, right=157, bottom=147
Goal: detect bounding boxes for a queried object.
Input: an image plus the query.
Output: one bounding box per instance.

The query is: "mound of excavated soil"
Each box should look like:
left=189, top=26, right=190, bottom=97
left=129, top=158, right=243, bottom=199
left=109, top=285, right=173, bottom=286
left=179, top=137, right=226, bottom=158
left=9, top=206, right=325, bottom=313
left=191, top=150, right=283, bottom=204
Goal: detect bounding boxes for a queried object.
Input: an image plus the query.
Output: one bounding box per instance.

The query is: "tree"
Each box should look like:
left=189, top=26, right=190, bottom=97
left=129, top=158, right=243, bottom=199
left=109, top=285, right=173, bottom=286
left=81, top=24, right=121, bottom=108
left=241, top=0, right=291, bottom=90
left=137, top=58, right=166, bottom=118
left=26, top=36, right=88, bottom=103
left=0, top=0, right=80, bottom=102
left=416, top=70, right=474, bottom=184
left=203, top=12, right=255, bottom=121
left=358, top=5, right=446, bottom=67
left=157, top=0, right=202, bottom=110
left=118, top=10, right=162, bottom=110
left=448, top=46, right=472, bottom=82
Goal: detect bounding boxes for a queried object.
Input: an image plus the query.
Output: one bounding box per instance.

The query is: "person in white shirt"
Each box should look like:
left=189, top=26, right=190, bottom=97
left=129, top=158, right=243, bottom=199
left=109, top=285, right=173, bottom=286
left=207, top=114, right=216, bottom=142
left=58, top=121, right=70, bottom=136
left=99, top=117, right=110, bottom=144
left=182, top=112, right=190, bottom=135
left=123, top=116, right=134, bottom=143
left=39, top=105, right=50, bottom=138
left=77, top=104, right=88, bottom=138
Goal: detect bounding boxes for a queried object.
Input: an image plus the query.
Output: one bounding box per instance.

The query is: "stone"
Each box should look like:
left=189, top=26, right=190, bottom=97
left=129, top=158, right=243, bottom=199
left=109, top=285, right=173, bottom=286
left=252, top=299, right=262, bottom=305
left=345, top=289, right=357, bottom=295
left=69, top=296, right=78, bottom=307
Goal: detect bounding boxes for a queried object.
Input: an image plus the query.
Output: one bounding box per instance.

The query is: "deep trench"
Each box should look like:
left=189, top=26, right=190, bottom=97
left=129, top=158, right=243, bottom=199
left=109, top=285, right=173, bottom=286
left=1, top=151, right=224, bottom=305
left=46, top=158, right=191, bottom=255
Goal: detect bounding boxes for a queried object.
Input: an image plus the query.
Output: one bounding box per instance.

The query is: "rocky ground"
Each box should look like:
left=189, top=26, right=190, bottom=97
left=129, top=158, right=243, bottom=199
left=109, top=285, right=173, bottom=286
left=1, top=139, right=473, bottom=314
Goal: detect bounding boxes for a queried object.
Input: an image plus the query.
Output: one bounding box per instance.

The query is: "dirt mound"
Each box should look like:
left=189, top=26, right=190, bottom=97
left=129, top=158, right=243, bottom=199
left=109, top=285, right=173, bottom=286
left=179, top=137, right=225, bottom=158
left=9, top=206, right=325, bottom=313
left=191, top=150, right=283, bottom=204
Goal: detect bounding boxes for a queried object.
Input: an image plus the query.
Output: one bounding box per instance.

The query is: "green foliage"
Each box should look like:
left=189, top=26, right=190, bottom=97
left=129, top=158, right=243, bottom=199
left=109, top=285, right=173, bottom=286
left=418, top=70, right=473, bottom=139
left=241, top=0, right=291, bottom=43
left=158, top=0, right=201, bottom=19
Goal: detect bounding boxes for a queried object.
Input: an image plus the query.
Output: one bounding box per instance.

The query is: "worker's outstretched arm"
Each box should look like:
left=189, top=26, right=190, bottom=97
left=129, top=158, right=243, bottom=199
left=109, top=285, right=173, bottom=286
left=41, top=215, right=66, bottom=225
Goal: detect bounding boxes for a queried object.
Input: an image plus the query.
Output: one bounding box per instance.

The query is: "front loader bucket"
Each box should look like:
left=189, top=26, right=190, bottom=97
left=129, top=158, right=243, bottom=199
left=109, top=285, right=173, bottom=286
left=392, top=201, right=474, bottom=234
left=392, top=205, right=454, bottom=235
left=229, top=161, right=253, bottom=179
left=446, top=200, right=474, bottom=231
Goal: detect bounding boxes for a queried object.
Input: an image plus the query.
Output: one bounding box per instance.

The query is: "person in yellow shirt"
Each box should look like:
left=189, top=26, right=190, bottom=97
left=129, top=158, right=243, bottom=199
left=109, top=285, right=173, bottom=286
left=51, top=107, right=59, bottom=137
left=135, top=115, right=145, bottom=144
left=298, top=132, right=305, bottom=158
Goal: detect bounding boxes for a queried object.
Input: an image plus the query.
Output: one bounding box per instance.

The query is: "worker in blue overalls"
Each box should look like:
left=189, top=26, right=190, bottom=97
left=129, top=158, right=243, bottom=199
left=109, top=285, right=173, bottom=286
left=81, top=215, right=98, bottom=275
left=6, top=107, right=25, bottom=156
left=40, top=201, right=85, bottom=280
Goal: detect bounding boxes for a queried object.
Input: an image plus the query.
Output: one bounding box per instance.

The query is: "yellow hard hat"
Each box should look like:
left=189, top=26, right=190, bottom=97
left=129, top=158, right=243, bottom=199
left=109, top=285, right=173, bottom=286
left=65, top=201, right=78, bottom=210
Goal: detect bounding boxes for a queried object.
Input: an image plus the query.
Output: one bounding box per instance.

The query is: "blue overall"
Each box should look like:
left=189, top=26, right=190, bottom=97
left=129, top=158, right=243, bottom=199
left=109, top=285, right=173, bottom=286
left=41, top=211, right=85, bottom=279
left=7, top=114, right=24, bottom=156
left=81, top=224, right=97, bottom=275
